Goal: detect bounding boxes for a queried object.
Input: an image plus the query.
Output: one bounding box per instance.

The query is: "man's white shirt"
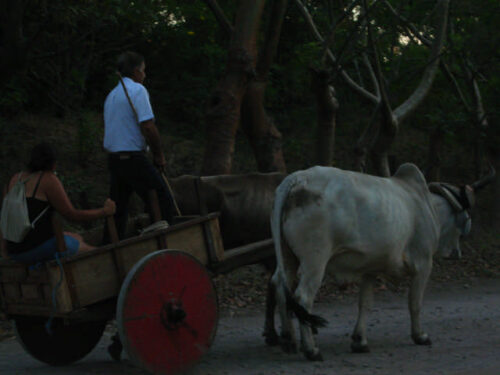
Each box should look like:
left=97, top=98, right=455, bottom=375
left=103, top=77, right=155, bottom=152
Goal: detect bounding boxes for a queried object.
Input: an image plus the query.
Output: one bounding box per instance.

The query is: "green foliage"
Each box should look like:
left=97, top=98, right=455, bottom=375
left=0, top=78, right=29, bottom=114
left=77, top=111, right=103, bottom=168
left=0, top=0, right=497, bottom=176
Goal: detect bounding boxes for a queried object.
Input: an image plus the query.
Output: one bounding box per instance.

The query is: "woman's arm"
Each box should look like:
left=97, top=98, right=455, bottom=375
left=44, top=173, right=115, bottom=222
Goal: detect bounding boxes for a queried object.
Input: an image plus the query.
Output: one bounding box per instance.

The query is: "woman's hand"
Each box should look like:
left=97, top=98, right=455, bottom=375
left=102, top=199, right=116, bottom=216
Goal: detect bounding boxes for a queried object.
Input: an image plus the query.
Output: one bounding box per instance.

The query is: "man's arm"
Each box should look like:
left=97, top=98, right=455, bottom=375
left=140, top=119, right=166, bottom=167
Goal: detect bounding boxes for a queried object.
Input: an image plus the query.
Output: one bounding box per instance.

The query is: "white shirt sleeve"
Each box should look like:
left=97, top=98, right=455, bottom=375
left=133, top=85, right=155, bottom=123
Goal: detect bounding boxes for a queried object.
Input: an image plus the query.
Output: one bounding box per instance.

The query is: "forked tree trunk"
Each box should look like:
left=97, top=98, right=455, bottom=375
left=365, top=0, right=449, bottom=177
left=240, top=0, right=288, bottom=173
left=370, top=112, right=397, bottom=177
left=241, top=81, right=286, bottom=172
left=201, top=0, right=266, bottom=175
left=311, top=69, right=338, bottom=166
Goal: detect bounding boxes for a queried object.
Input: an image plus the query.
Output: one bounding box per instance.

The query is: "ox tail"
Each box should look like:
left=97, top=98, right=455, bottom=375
left=271, top=174, right=328, bottom=331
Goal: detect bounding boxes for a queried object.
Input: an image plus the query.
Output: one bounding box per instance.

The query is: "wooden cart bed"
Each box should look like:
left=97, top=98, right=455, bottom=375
left=0, top=213, right=223, bottom=317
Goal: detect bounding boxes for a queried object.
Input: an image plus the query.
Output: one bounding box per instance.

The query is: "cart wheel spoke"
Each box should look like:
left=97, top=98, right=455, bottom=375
left=117, top=250, right=218, bottom=375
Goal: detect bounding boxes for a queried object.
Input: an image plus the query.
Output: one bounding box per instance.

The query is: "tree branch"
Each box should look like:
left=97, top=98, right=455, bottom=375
left=382, top=0, right=432, bottom=46
left=439, top=60, right=471, bottom=111
left=293, top=0, right=379, bottom=104
left=363, top=0, right=394, bottom=125
left=202, top=0, right=234, bottom=36
left=256, top=0, right=288, bottom=80
left=393, top=0, right=450, bottom=123
left=321, top=0, right=360, bottom=61
left=363, top=52, right=380, bottom=98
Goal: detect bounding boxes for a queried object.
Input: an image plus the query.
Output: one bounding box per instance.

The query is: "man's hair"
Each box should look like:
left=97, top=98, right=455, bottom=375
left=28, top=142, right=57, bottom=172
left=117, top=51, right=144, bottom=78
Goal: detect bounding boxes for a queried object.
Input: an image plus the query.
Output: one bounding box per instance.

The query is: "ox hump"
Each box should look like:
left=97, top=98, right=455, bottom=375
left=392, top=163, right=427, bottom=189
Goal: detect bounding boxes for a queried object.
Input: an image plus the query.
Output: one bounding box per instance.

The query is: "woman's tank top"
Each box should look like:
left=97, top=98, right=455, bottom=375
left=6, top=173, right=53, bottom=255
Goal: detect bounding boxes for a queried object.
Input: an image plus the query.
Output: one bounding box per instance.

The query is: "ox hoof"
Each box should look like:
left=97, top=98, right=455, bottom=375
left=304, top=349, right=323, bottom=362
left=412, top=334, right=432, bottom=346
left=263, top=330, right=280, bottom=346
left=351, top=341, right=370, bottom=353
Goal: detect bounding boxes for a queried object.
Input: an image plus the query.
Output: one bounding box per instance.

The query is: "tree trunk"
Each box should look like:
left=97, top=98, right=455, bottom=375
left=240, top=0, right=288, bottom=173
left=241, top=81, right=286, bottom=172
left=311, top=69, right=339, bottom=166
left=0, top=0, right=26, bottom=86
left=201, top=0, right=266, bottom=175
left=369, top=110, right=397, bottom=177
left=426, top=125, right=444, bottom=181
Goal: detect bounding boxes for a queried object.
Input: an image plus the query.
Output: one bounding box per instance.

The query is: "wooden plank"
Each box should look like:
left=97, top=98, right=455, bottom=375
left=20, top=284, right=44, bottom=303
left=208, top=218, right=225, bottom=261
left=116, top=238, right=159, bottom=276
left=107, top=216, right=120, bottom=244
left=65, top=251, right=120, bottom=308
left=46, top=264, right=73, bottom=313
left=213, top=239, right=275, bottom=274
left=166, top=224, right=208, bottom=265
left=3, top=283, right=21, bottom=302
left=27, top=268, right=49, bottom=283
left=3, top=304, right=64, bottom=317
left=0, top=264, right=27, bottom=282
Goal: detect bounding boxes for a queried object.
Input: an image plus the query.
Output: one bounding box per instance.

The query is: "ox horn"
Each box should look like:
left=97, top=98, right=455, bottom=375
left=470, top=164, right=496, bottom=192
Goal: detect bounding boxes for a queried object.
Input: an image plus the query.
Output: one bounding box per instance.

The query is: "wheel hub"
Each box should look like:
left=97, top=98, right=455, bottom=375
left=161, top=300, right=187, bottom=331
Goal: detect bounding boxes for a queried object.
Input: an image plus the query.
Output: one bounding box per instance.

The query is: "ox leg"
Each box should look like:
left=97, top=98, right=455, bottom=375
left=351, top=275, right=375, bottom=353
left=263, top=275, right=280, bottom=346
left=295, top=262, right=327, bottom=361
left=409, top=267, right=432, bottom=346
left=273, top=271, right=298, bottom=353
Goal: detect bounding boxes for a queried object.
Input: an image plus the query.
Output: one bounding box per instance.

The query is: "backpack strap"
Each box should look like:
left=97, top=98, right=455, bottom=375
left=31, top=172, right=44, bottom=198
left=31, top=205, right=50, bottom=228
left=29, top=172, right=50, bottom=228
left=17, top=172, right=32, bottom=184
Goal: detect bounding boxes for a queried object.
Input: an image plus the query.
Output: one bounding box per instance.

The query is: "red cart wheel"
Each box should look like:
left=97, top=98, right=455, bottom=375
left=117, top=250, right=218, bottom=375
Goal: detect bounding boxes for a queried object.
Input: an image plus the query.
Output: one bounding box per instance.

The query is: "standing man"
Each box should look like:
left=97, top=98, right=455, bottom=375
left=103, top=51, right=175, bottom=240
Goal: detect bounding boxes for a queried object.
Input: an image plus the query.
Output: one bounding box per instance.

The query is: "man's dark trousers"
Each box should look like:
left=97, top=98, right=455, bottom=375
left=107, top=152, right=175, bottom=240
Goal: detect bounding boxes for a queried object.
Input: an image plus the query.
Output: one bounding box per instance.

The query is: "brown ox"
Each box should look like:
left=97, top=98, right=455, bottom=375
left=169, top=173, right=286, bottom=249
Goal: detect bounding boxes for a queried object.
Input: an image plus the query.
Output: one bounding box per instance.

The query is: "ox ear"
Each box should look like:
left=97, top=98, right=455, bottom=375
left=462, top=185, right=475, bottom=209
left=457, top=210, right=472, bottom=236
left=428, top=183, right=463, bottom=212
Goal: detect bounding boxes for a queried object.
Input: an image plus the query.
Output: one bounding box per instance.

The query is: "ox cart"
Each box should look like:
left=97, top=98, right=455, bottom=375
left=0, top=203, right=274, bottom=374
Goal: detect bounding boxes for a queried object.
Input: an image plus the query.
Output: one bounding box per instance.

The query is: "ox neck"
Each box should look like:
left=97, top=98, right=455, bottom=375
left=429, top=193, right=454, bottom=229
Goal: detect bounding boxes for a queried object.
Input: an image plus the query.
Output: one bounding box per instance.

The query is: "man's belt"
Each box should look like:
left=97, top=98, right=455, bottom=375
left=108, top=151, right=145, bottom=160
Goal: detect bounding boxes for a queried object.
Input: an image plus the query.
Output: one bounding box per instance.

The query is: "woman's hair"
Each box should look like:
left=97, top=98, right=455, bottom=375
left=27, top=142, right=57, bottom=172
left=117, top=51, right=144, bottom=78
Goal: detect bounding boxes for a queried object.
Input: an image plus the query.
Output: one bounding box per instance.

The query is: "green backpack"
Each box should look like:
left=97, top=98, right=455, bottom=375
left=0, top=173, right=49, bottom=243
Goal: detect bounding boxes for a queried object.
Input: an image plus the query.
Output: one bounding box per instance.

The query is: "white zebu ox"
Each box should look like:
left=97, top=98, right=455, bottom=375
left=269, top=163, right=494, bottom=361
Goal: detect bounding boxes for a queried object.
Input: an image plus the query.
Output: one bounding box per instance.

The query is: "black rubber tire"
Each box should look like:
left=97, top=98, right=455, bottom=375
left=14, top=316, right=106, bottom=366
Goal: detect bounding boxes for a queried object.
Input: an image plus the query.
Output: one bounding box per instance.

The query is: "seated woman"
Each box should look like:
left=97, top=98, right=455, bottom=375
left=3, top=142, right=116, bottom=264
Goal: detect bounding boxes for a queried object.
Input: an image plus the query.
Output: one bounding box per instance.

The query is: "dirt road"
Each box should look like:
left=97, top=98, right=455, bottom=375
left=1, top=277, right=499, bottom=375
